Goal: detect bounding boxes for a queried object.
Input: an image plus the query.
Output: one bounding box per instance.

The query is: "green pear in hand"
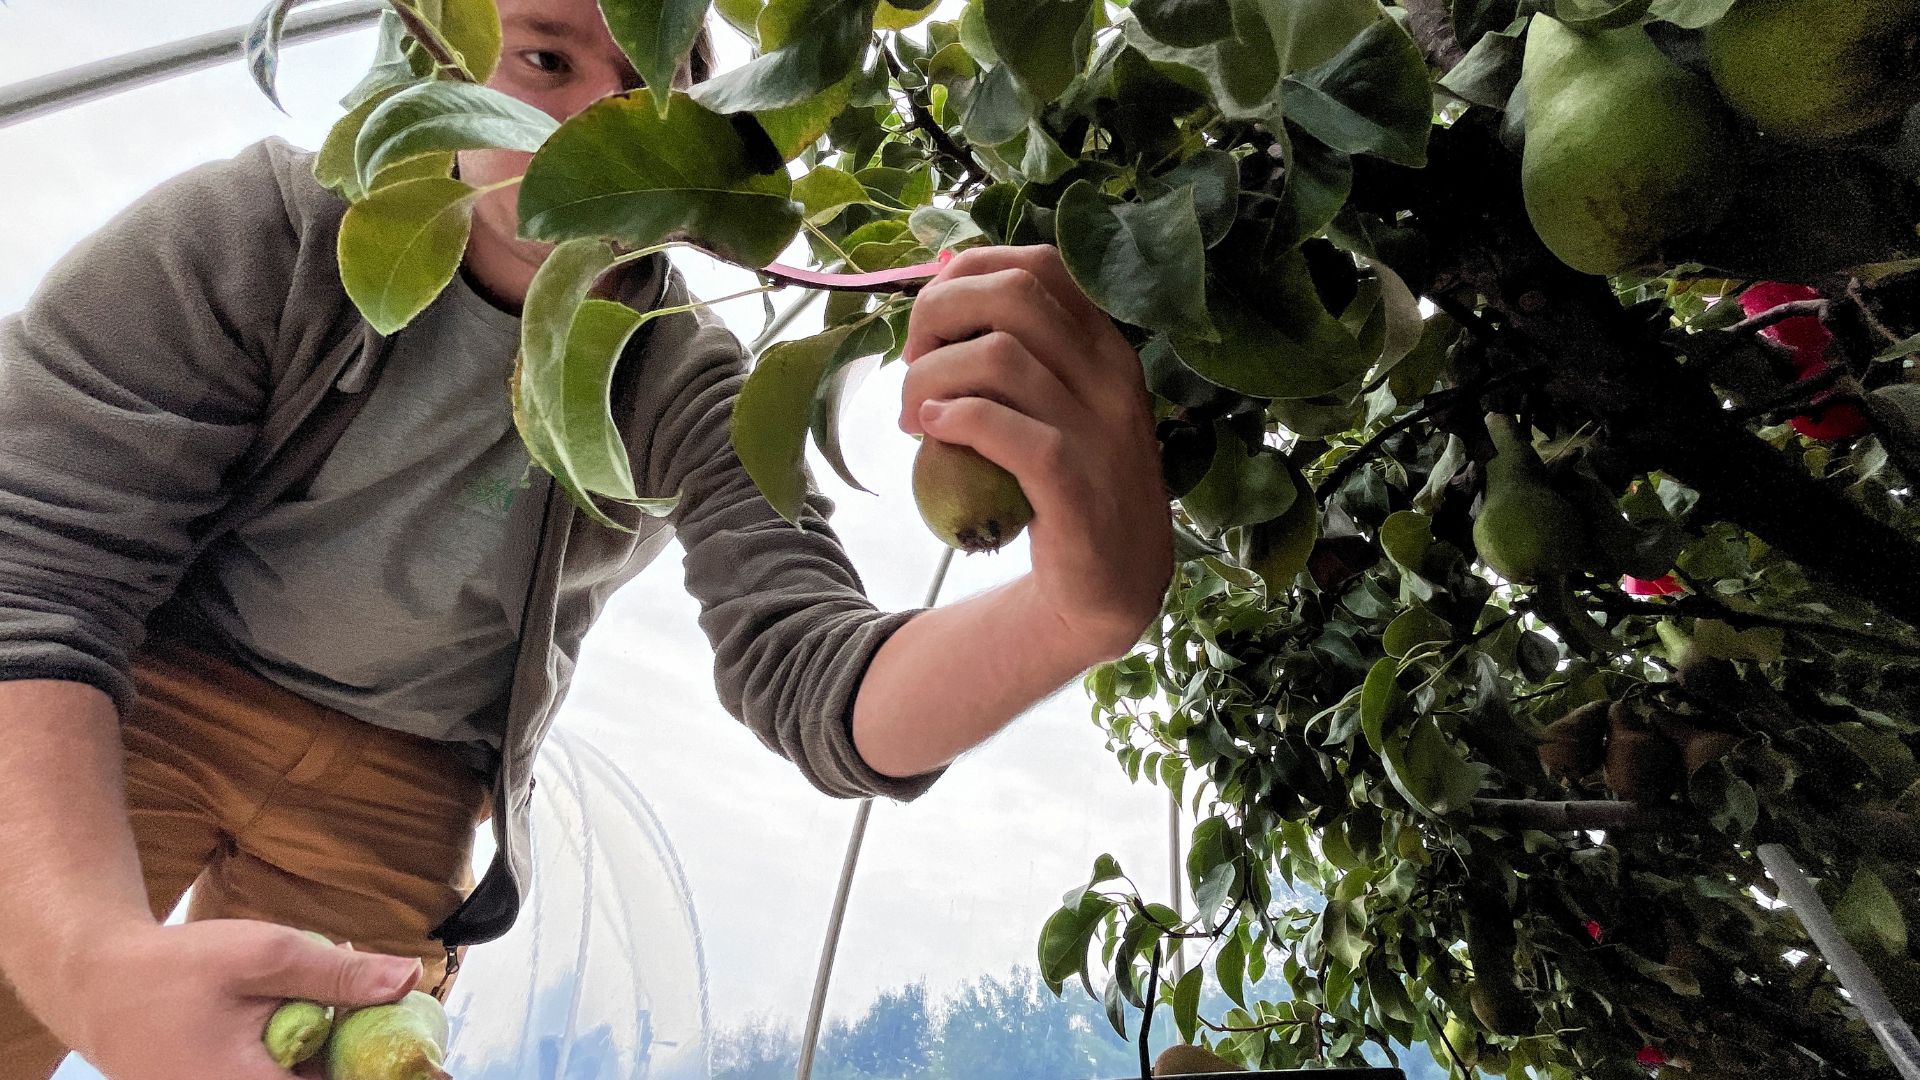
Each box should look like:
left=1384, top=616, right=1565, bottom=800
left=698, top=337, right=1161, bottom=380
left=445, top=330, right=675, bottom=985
left=1518, top=16, right=1739, bottom=276
left=1706, top=0, right=1920, bottom=144
left=1471, top=415, right=1585, bottom=583
left=262, top=931, right=339, bottom=1069
left=912, top=437, right=1034, bottom=554
left=325, top=990, right=452, bottom=1080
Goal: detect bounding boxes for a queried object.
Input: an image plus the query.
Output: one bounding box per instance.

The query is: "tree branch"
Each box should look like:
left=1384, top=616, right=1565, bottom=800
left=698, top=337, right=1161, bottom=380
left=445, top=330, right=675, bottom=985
left=1472, top=799, right=1698, bottom=831
left=880, top=47, right=989, bottom=188
left=1411, top=114, right=1920, bottom=631
left=1728, top=299, right=1829, bottom=339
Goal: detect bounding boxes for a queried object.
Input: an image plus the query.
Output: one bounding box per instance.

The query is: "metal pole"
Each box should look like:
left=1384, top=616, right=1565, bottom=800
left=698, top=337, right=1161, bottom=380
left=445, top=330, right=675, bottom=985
left=1167, top=789, right=1184, bottom=980
left=1755, top=844, right=1920, bottom=1080
left=0, top=1, right=385, bottom=130
left=795, top=544, right=957, bottom=1080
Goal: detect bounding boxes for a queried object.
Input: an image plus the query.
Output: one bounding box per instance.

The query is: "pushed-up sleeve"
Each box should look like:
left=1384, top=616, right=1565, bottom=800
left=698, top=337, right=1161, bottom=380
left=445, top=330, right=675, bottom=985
left=635, top=302, right=945, bottom=802
left=0, top=143, right=289, bottom=710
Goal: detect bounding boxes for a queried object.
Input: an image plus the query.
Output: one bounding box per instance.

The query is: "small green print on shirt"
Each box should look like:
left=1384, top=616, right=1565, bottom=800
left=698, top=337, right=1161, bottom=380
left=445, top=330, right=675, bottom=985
left=457, top=471, right=522, bottom=515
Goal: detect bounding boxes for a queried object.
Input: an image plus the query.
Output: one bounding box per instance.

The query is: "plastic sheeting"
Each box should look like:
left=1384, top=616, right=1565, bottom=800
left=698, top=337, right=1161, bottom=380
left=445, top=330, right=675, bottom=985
left=443, top=725, right=711, bottom=1080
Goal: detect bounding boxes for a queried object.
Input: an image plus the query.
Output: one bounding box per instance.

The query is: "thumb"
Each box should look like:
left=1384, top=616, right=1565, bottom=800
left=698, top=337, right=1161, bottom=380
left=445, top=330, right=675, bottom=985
left=244, top=936, right=422, bottom=1007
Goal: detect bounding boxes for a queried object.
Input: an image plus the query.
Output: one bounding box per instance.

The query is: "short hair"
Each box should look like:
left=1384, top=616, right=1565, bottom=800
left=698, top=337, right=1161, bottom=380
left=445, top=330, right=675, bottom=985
left=678, top=24, right=715, bottom=86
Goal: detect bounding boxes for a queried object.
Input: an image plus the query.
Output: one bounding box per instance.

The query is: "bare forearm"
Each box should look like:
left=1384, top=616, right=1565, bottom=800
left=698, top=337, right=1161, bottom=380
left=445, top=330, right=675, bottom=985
left=0, top=680, right=155, bottom=1016
left=850, top=577, right=1117, bottom=778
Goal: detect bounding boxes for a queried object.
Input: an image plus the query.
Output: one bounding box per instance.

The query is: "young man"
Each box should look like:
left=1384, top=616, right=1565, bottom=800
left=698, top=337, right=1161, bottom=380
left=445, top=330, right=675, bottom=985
left=0, top=2, right=1174, bottom=1078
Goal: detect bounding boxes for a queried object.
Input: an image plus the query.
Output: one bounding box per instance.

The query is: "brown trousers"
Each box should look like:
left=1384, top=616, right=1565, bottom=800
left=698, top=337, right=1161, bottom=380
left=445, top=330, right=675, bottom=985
left=0, top=637, right=493, bottom=1079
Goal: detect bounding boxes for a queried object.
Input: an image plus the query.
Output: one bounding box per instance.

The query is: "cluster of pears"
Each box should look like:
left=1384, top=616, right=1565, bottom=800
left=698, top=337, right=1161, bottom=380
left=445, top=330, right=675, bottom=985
left=1518, top=0, right=1920, bottom=278
left=1538, top=694, right=1740, bottom=802
left=262, top=932, right=453, bottom=1080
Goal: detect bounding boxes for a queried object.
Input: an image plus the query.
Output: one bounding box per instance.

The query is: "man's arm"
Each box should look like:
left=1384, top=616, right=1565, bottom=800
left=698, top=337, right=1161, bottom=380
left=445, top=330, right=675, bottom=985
left=848, top=576, right=1118, bottom=779
left=0, top=680, right=155, bottom=1022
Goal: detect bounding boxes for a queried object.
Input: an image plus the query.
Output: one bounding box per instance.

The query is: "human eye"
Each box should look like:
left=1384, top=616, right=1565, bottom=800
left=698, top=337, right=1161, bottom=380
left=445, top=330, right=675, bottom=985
left=519, top=49, right=572, bottom=77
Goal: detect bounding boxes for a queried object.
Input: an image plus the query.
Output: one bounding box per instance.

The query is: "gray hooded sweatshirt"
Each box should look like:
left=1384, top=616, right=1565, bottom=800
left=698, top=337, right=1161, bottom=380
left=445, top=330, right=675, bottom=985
left=0, top=137, right=945, bottom=950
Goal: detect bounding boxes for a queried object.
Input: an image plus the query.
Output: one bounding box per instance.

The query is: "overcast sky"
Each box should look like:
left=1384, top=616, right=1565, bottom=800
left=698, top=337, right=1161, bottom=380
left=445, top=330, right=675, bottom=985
left=0, top=3, right=1183, bottom=1075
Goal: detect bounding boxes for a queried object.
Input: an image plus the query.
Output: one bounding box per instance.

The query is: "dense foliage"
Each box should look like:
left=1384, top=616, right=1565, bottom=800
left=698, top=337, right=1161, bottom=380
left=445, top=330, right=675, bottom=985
left=245, top=0, right=1920, bottom=1076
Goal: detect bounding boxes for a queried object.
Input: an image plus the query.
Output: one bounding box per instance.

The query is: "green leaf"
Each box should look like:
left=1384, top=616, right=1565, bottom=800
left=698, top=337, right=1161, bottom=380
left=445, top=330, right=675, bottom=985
left=984, top=0, right=1098, bottom=104
left=1180, top=423, right=1300, bottom=532
left=1360, top=657, right=1406, bottom=755
left=958, top=63, right=1034, bottom=146
left=1038, top=894, right=1116, bottom=995
left=519, top=89, right=802, bottom=268
left=314, top=86, right=406, bottom=202
left=1103, top=973, right=1131, bottom=1038
left=355, top=80, right=557, bottom=189
left=1233, top=455, right=1320, bottom=593
left=1382, top=717, right=1489, bottom=818
left=600, top=0, right=711, bottom=115
left=1268, top=129, right=1353, bottom=251
left=691, top=0, right=881, bottom=113
left=1217, top=932, right=1248, bottom=1009
left=244, top=0, right=320, bottom=112
left=436, top=0, right=503, bottom=82
left=1137, top=148, right=1241, bottom=248
left=1281, top=15, right=1433, bottom=167
left=510, top=239, right=681, bottom=526
left=1378, top=510, right=1434, bottom=572
left=1017, top=120, right=1075, bottom=183
left=1062, top=852, right=1126, bottom=910
left=734, top=325, right=856, bottom=525
left=337, top=176, right=478, bottom=335
left=1383, top=606, right=1451, bottom=660
left=537, top=300, right=648, bottom=503
left=1835, top=868, right=1908, bottom=957
left=1056, top=179, right=1217, bottom=341
left=808, top=319, right=891, bottom=493
left=1172, top=964, right=1205, bottom=1043
left=1132, top=0, right=1235, bottom=47
left=754, top=75, right=856, bottom=160
left=1437, top=17, right=1526, bottom=109
left=1549, top=0, right=1655, bottom=30
left=715, top=0, right=765, bottom=42
left=1171, top=254, right=1369, bottom=400
left=1320, top=897, right=1365, bottom=970
left=908, top=205, right=986, bottom=250
left=875, top=0, right=940, bottom=29
left=1649, top=0, right=1737, bottom=26
left=793, top=165, right=870, bottom=223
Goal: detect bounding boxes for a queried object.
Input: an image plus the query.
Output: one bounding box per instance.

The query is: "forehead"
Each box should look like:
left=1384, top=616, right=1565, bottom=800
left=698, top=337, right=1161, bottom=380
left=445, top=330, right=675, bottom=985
left=495, top=0, right=617, bottom=44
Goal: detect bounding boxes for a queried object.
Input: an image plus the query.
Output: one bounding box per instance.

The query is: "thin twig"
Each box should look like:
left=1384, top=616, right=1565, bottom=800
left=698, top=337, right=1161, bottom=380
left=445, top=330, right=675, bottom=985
left=1727, top=299, right=1829, bottom=339
left=1587, top=589, right=1920, bottom=653
left=879, top=46, right=989, bottom=187
left=1316, top=389, right=1463, bottom=503
left=1140, top=940, right=1161, bottom=1080
left=389, top=1, right=475, bottom=81
left=1728, top=365, right=1849, bottom=423
left=1471, top=798, right=1697, bottom=831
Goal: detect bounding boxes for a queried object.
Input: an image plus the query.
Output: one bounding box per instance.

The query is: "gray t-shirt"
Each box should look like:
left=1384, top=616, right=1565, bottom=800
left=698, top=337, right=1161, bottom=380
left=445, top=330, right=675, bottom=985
left=179, top=270, right=531, bottom=769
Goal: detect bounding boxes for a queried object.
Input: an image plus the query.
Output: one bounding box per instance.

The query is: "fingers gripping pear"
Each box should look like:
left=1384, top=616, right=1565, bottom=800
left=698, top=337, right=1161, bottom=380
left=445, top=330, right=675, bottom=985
left=1471, top=415, right=1585, bottom=583
left=263, top=930, right=338, bottom=1069
left=1519, top=17, right=1739, bottom=276
left=325, top=990, right=452, bottom=1080
left=1706, top=0, right=1920, bottom=144
left=912, top=437, right=1034, bottom=554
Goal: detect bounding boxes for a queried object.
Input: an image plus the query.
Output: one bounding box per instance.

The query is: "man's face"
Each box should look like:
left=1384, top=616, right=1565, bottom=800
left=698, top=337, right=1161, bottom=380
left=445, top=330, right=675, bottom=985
left=459, top=0, right=643, bottom=270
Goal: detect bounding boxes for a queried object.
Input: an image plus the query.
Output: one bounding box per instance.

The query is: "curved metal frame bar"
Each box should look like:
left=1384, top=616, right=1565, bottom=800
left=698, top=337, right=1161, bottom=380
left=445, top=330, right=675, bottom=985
left=0, top=0, right=384, bottom=130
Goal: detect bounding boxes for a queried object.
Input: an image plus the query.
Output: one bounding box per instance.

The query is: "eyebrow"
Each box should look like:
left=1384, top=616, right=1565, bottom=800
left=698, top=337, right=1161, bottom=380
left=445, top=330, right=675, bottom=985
left=505, top=14, right=590, bottom=38
left=504, top=13, right=646, bottom=86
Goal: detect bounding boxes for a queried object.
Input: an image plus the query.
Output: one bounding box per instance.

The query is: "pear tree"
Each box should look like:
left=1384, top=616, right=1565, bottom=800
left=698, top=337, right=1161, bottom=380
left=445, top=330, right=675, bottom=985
left=248, top=0, right=1920, bottom=1077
